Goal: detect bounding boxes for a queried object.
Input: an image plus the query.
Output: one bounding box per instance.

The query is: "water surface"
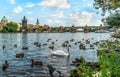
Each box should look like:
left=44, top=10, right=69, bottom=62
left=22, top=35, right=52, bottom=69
left=0, top=33, right=110, bottom=76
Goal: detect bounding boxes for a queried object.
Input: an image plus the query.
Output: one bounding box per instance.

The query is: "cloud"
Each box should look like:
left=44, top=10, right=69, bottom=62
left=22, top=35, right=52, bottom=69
left=40, top=0, right=70, bottom=9
left=9, top=0, right=15, bottom=4
left=13, top=6, right=23, bottom=13
left=52, top=11, right=65, bottom=18
left=81, top=11, right=92, bottom=23
left=70, top=12, right=80, bottom=20
left=25, top=3, right=35, bottom=8
left=46, top=19, right=65, bottom=26
left=70, top=11, right=93, bottom=25
left=87, top=2, right=93, bottom=7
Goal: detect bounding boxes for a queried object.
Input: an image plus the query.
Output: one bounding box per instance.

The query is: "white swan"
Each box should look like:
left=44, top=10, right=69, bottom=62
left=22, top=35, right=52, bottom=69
left=50, top=46, right=70, bottom=57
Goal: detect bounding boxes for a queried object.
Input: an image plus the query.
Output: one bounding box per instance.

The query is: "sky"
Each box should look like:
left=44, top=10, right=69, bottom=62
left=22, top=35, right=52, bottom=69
left=0, top=0, right=104, bottom=27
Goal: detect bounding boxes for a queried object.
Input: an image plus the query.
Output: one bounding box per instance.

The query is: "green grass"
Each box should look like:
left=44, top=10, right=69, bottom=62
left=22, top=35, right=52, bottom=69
left=71, top=41, right=120, bottom=77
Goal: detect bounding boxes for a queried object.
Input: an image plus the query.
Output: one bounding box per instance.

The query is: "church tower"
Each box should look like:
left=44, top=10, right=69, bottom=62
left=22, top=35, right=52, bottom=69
left=36, top=19, right=40, bottom=25
left=35, top=19, right=40, bottom=32
left=22, top=16, right=27, bottom=32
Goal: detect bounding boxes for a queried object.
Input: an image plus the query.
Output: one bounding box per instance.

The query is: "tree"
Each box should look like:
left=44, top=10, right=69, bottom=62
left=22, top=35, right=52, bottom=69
left=105, top=12, right=120, bottom=28
left=1, top=22, right=19, bottom=33
left=94, top=0, right=120, bottom=13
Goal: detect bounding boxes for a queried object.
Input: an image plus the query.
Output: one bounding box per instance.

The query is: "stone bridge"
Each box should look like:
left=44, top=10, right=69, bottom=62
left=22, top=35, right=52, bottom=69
left=64, top=26, right=104, bottom=30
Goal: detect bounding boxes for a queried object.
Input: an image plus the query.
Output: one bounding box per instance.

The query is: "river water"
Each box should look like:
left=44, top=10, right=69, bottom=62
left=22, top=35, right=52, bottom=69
left=0, top=32, right=111, bottom=77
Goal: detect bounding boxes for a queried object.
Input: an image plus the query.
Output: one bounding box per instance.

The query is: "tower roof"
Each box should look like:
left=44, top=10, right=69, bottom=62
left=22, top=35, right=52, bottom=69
left=36, top=19, right=40, bottom=25
left=1, top=16, right=8, bottom=22
left=22, top=16, right=27, bottom=21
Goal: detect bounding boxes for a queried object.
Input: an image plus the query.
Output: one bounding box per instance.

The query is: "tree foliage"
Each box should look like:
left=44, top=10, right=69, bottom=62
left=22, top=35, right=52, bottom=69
left=93, top=0, right=120, bottom=13
left=105, top=12, right=120, bottom=28
left=0, top=22, right=19, bottom=33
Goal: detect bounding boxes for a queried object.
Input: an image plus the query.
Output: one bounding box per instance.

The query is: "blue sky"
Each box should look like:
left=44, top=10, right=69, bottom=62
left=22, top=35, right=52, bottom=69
left=0, top=0, right=103, bottom=27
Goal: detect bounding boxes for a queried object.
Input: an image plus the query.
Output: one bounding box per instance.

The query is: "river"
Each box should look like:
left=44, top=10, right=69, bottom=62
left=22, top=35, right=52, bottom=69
left=0, top=32, right=111, bottom=76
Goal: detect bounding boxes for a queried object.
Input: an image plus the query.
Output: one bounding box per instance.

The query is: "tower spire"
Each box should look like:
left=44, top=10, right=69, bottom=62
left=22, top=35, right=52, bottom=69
left=36, top=19, right=39, bottom=25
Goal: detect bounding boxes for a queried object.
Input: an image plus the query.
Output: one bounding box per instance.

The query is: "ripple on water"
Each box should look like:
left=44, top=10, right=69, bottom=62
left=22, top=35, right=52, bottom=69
left=0, top=33, right=110, bottom=76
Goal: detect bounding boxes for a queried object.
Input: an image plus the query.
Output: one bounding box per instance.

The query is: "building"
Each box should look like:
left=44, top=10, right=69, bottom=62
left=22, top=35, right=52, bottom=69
left=35, top=19, right=40, bottom=32
left=22, top=16, right=27, bottom=32
left=27, top=24, right=35, bottom=32
left=0, top=16, right=8, bottom=30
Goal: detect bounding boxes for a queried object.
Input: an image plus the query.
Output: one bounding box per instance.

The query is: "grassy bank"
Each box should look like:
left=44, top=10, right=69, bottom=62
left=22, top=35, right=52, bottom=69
left=71, top=39, right=120, bottom=77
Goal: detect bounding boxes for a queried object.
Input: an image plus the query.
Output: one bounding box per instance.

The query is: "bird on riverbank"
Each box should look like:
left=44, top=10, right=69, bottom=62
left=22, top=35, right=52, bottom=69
left=47, top=65, right=61, bottom=77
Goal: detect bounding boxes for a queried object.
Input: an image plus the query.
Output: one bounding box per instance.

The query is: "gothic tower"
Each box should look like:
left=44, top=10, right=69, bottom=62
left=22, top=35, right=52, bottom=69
left=22, top=16, right=27, bottom=31
left=36, top=19, right=40, bottom=32
left=36, top=19, right=40, bottom=25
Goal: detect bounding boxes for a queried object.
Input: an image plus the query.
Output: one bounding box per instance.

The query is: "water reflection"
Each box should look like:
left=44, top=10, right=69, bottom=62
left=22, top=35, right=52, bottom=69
left=0, top=33, right=110, bottom=76
left=22, top=33, right=28, bottom=47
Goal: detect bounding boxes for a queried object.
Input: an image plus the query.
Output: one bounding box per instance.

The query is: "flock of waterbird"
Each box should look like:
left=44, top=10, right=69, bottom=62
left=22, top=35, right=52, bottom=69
left=1, top=37, right=111, bottom=77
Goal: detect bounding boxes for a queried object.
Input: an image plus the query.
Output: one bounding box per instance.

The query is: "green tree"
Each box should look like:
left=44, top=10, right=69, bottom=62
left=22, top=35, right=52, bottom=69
left=105, top=12, right=120, bottom=28
left=94, top=0, right=120, bottom=13
left=1, top=22, right=19, bottom=33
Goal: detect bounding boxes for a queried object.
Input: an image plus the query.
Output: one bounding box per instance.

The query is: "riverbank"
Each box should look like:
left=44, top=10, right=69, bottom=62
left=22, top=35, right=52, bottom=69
left=71, top=37, right=120, bottom=77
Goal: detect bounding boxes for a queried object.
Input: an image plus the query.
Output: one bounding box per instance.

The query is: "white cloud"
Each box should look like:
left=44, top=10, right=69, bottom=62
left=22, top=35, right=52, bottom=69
left=70, top=12, right=80, bottom=20
left=46, top=19, right=65, bottom=26
left=25, top=3, right=35, bottom=8
left=40, top=0, right=70, bottom=9
left=13, top=6, right=23, bottom=13
left=81, top=11, right=92, bottom=23
left=52, top=11, right=65, bottom=18
left=9, top=0, right=15, bottom=4
left=87, top=2, right=93, bottom=7
left=70, top=11, right=93, bottom=25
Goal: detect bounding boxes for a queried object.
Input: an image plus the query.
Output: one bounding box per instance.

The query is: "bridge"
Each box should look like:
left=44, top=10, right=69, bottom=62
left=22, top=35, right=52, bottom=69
left=64, top=26, right=105, bottom=29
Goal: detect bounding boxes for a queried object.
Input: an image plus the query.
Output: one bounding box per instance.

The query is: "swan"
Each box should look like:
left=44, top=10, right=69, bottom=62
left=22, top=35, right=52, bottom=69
left=50, top=46, right=70, bottom=57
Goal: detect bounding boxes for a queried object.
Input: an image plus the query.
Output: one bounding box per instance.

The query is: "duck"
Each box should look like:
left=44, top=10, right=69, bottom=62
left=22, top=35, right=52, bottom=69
left=79, top=43, right=86, bottom=50
left=52, top=41, right=54, bottom=45
left=34, top=42, right=39, bottom=45
left=36, top=43, right=41, bottom=48
left=70, top=39, right=74, bottom=42
left=2, top=45, right=5, bottom=50
left=31, top=59, right=43, bottom=67
left=47, top=65, right=62, bottom=77
left=43, top=43, right=47, bottom=46
left=14, top=44, right=17, bottom=48
left=90, top=44, right=94, bottom=49
left=22, top=47, right=28, bottom=50
left=47, top=39, right=52, bottom=42
left=49, top=46, right=54, bottom=50
left=2, top=60, right=9, bottom=71
left=16, top=53, right=24, bottom=58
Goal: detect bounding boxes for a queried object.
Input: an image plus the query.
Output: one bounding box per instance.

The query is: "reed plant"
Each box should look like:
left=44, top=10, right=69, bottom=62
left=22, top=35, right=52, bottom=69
left=71, top=40, right=120, bottom=77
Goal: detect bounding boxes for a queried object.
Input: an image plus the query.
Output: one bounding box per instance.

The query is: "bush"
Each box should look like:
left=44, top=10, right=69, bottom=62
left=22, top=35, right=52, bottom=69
left=0, top=22, right=20, bottom=33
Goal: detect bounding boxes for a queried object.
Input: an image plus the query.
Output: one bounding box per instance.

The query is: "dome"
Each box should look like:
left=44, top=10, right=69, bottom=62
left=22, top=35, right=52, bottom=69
left=1, top=16, right=8, bottom=22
